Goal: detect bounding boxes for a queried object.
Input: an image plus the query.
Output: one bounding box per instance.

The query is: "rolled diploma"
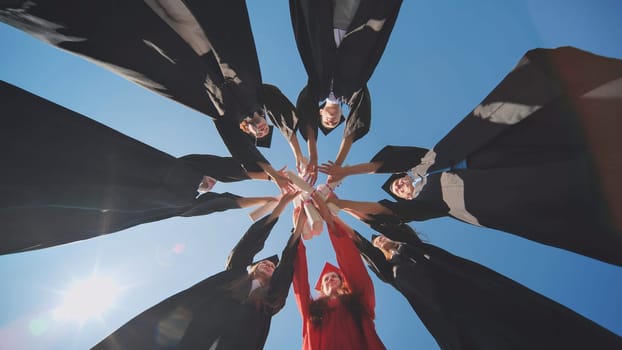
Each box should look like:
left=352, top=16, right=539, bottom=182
left=294, top=196, right=313, bottom=240
left=248, top=198, right=279, bottom=222
left=301, top=193, right=323, bottom=236
left=286, top=171, right=315, bottom=193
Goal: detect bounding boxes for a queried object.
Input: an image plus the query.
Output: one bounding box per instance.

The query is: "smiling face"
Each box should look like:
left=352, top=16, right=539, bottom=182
left=248, top=113, right=270, bottom=138
left=372, top=235, right=398, bottom=251
left=321, top=271, right=343, bottom=297
left=391, top=175, right=415, bottom=200
left=252, top=259, right=276, bottom=281
left=319, top=103, right=341, bottom=129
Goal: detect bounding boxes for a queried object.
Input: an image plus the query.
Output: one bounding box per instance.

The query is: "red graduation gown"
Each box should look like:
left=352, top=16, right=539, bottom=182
left=293, top=219, right=385, bottom=350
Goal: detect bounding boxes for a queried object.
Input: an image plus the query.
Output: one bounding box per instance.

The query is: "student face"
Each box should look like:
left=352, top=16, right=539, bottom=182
left=249, top=113, right=270, bottom=138
left=372, top=235, right=397, bottom=251
left=321, top=272, right=343, bottom=296
left=320, top=104, right=341, bottom=129
left=253, top=260, right=276, bottom=280
left=391, top=175, right=415, bottom=200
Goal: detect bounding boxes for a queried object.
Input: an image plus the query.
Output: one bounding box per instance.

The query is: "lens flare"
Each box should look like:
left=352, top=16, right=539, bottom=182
left=53, top=275, right=120, bottom=322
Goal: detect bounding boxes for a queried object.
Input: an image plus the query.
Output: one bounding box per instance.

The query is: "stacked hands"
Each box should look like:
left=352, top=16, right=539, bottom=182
left=254, top=159, right=348, bottom=240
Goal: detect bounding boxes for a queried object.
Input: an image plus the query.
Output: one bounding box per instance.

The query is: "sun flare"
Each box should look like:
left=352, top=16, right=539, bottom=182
left=53, top=275, right=120, bottom=322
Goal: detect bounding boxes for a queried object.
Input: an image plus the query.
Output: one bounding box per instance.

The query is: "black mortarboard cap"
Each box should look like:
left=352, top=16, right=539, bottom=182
left=253, top=125, right=274, bottom=148
left=251, top=254, right=279, bottom=267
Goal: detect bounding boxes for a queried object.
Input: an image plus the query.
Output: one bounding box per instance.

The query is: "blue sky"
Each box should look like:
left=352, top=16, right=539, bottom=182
left=1, top=1, right=621, bottom=349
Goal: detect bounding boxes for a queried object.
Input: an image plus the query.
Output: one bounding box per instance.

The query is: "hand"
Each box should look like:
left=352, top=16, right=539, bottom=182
left=295, top=155, right=308, bottom=176
left=271, top=166, right=295, bottom=193
left=280, top=189, right=300, bottom=205
left=270, top=189, right=300, bottom=220
left=311, top=191, right=334, bottom=227
left=304, top=156, right=318, bottom=186
left=318, top=161, right=347, bottom=183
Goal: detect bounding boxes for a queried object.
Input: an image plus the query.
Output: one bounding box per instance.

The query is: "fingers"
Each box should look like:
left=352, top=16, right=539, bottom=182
left=318, top=161, right=337, bottom=175
left=306, top=170, right=318, bottom=186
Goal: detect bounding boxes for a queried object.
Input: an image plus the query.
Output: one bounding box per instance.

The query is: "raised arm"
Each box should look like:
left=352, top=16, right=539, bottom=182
left=225, top=215, right=279, bottom=271
left=305, top=127, right=319, bottom=185
left=334, top=133, right=354, bottom=166
left=330, top=197, right=394, bottom=216
left=257, top=162, right=294, bottom=194
left=225, top=192, right=296, bottom=270
left=264, top=208, right=306, bottom=313
left=328, top=218, right=376, bottom=316
left=264, top=230, right=302, bottom=314
left=259, top=84, right=307, bottom=174
left=319, top=160, right=382, bottom=183
left=293, top=239, right=313, bottom=322
left=296, top=85, right=320, bottom=184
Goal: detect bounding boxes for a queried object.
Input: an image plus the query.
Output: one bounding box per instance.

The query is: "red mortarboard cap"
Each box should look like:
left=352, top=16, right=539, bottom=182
left=314, top=262, right=345, bottom=291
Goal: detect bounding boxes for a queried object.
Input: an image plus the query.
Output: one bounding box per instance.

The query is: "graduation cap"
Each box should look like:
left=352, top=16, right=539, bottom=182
left=251, top=254, right=279, bottom=267
left=314, top=262, right=348, bottom=291
left=252, top=124, right=274, bottom=148
left=381, top=172, right=408, bottom=201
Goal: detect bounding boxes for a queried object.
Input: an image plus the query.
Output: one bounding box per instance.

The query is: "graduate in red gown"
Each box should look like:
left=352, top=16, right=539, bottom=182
left=293, top=202, right=385, bottom=350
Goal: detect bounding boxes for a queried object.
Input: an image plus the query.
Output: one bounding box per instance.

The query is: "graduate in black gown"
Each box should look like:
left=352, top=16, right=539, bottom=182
left=289, top=0, right=403, bottom=182
left=0, top=0, right=295, bottom=190
left=349, top=219, right=622, bottom=349
left=321, top=46, right=622, bottom=266
left=0, top=81, right=277, bottom=255
left=92, top=192, right=302, bottom=350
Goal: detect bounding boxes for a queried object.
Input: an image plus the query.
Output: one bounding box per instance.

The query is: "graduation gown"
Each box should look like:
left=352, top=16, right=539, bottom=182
left=92, top=215, right=300, bottom=350
left=260, top=84, right=299, bottom=141
left=293, top=219, right=385, bottom=350
left=354, top=221, right=622, bottom=349
left=0, top=0, right=272, bottom=171
left=373, top=46, right=622, bottom=266
left=290, top=0, right=401, bottom=141
left=0, top=81, right=248, bottom=255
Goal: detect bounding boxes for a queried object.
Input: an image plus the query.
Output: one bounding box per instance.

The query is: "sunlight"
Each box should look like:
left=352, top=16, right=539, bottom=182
left=53, top=275, right=120, bottom=322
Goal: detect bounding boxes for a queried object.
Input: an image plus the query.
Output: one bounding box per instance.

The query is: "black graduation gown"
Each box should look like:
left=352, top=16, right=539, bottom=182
left=92, top=215, right=300, bottom=350
left=373, top=47, right=622, bottom=266
left=0, top=0, right=270, bottom=171
left=290, top=0, right=401, bottom=140
left=354, top=223, right=622, bottom=350
left=259, top=84, right=299, bottom=141
left=0, top=81, right=248, bottom=255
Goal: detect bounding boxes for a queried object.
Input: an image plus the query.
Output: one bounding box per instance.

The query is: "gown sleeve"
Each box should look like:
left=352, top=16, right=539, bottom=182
left=343, top=85, right=371, bottom=142
left=264, top=232, right=302, bottom=314
left=370, top=145, right=430, bottom=173
left=225, top=215, right=279, bottom=270
left=328, top=218, right=376, bottom=317
left=378, top=199, right=448, bottom=223
left=259, top=84, right=298, bottom=140
left=293, top=239, right=312, bottom=325
left=178, top=154, right=250, bottom=182
left=296, top=84, right=319, bottom=142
